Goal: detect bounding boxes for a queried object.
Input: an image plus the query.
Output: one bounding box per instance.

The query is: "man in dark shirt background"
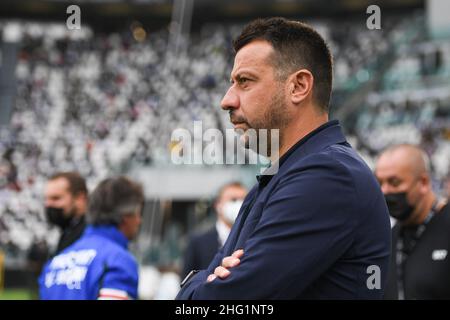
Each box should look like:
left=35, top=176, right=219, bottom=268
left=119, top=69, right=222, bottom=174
left=376, top=144, right=450, bottom=299
left=27, top=171, right=88, bottom=298
left=44, top=171, right=88, bottom=255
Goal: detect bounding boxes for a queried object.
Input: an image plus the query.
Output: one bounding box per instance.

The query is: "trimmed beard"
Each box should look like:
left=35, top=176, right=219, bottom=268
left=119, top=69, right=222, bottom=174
left=242, top=87, right=291, bottom=157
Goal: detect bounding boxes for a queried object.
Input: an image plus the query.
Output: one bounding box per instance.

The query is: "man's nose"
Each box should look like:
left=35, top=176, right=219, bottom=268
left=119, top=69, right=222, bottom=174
left=221, top=87, right=239, bottom=111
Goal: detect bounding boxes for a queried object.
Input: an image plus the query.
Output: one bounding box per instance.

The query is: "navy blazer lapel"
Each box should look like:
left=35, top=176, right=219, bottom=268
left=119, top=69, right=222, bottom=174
left=222, top=185, right=259, bottom=256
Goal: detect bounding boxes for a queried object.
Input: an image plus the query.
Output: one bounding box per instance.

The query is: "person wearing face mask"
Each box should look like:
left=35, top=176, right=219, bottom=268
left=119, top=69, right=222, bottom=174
left=375, top=144, right=450, bottom=299
left=44, top=172, right=88, bottom=255
left=39, top=176, right=143, bottom=300
left=181, top=182, right=247, bottom=280
left=25, top=172, right=88, bottom=298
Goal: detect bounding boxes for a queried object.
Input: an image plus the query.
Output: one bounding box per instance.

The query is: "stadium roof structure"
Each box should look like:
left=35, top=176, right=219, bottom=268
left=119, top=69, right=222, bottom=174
left=0, top=0, right=424, bottom=26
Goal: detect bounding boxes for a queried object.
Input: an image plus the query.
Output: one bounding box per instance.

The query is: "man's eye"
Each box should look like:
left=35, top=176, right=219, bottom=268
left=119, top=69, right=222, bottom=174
left=238, top=78, right=249, bottom=84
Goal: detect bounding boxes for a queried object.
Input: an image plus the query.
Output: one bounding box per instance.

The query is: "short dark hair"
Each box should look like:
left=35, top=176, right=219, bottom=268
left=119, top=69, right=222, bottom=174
left=49, top=171, right=88, bottom=197
left=233, top=17, right=333, bottom=112
left=87, top=176, right=144, bottom=226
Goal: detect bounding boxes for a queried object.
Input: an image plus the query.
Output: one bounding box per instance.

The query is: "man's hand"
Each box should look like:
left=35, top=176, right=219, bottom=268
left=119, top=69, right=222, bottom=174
left=207, top=249, right=244, bottom=282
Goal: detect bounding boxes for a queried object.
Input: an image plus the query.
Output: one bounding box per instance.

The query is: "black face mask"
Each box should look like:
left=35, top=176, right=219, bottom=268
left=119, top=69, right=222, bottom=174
left=45, top=207, right=74, bottom=229
left=384, top=192, right=415, bottom=221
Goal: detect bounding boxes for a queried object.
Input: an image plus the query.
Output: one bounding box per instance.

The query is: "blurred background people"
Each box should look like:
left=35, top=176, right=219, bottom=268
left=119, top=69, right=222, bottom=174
left=0, top=0, right=449, bottom=300
left=375, top=144, right=450, bottom=299
left=39, top=176, right=144, bottom=300
left=443, top=174, right=450, bottom=199
left=181, top=182, right=247, bottom=279
left=25, top=172, right=88, bottom=298
left=26, top=237, right=49, bottom=299
left=44, top=172, right=88, bottom=255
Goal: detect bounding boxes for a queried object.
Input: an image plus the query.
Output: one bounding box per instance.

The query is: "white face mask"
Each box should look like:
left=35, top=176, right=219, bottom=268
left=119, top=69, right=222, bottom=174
left=222, top=200, right=244, bottom=225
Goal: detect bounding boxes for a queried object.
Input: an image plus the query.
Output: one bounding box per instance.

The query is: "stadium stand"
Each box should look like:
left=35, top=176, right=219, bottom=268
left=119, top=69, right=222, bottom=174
left=0, top=11, right=449, bottom=285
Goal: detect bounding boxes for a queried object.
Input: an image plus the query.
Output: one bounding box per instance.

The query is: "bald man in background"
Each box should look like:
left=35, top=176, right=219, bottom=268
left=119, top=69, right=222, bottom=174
left=375, top=144, right=449, bottom=299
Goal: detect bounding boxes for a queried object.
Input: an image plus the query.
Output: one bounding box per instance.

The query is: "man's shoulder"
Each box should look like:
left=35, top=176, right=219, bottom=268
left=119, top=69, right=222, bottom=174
left=101, top=238, right=136, bottom=262
left=92, top=240, right=138, bottom=271
left=52, top=236, right=102, bottom=259
left=434, top=202, right=450, bottom=226
left=311, top=143, right=367, bottom=170
left=62, top=233, right=131, bottom=260
left=276, top=142, right=383, bottom=207
left=282, top=143, right=360, bottom=181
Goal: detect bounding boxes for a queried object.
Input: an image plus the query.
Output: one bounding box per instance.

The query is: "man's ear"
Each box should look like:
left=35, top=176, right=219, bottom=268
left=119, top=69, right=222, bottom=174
left=419, top=173, right=431, bottom=194
left=288, top=69, right=314, bottom=105
left=118, top=215, right=129, bottom=235
left=74, top=192, right=86, bottom=202
left=74, top=192, right=87, bottom=207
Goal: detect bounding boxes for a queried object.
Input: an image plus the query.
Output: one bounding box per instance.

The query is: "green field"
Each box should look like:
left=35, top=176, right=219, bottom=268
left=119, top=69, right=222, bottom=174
left=0, top=289, right=34, bottom=300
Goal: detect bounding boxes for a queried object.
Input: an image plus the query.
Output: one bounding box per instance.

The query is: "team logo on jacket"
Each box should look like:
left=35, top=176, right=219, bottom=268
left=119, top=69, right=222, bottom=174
left=44, top=249, right=97, bottom=289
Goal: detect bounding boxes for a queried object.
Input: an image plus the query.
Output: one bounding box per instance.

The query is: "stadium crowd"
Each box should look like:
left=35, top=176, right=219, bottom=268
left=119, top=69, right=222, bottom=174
left=0, top=13, right=449, bottom=272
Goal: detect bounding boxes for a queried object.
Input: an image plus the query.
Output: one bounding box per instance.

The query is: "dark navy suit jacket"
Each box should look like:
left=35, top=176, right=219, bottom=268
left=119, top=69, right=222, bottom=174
left=176, top=120, right=391, bottom=299
left=182, top=227, right=220, bottom=279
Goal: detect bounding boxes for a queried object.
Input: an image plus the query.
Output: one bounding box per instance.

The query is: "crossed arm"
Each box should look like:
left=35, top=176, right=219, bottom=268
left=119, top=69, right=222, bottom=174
left=206, top=249, right=244, bottom=283
left=176, top=156, right=358, bottom=299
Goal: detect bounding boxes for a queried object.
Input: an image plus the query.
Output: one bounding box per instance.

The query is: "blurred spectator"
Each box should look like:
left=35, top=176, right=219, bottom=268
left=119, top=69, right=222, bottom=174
left=444, top=174, right=450, bottom=199
left=375, top=144, right=450, bottom=299
left=19, top=171, right=88, bottom=298
left=26, top=237, right=49, bottom=299
left=0, top=150, right=20, bottom=192
left=44, top=172, right=88, bottom=255
left=181, top=182, right=247, bottom=279
left=39, top=176, right=144, bottom=300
